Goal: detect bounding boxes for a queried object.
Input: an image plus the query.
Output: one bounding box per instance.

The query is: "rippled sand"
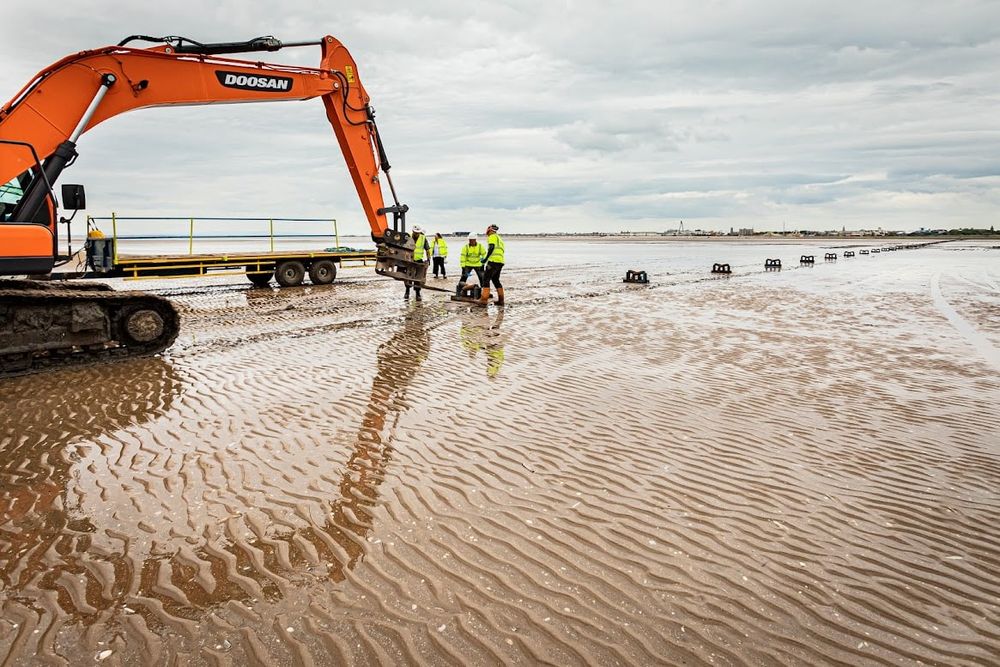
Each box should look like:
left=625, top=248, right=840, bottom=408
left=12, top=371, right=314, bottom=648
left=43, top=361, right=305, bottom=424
left=2, top=241, right=999, bottom=665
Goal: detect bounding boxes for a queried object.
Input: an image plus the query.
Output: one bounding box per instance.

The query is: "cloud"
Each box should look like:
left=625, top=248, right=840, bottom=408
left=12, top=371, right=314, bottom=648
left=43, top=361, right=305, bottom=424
left=2, top=0, right=999, bottom=233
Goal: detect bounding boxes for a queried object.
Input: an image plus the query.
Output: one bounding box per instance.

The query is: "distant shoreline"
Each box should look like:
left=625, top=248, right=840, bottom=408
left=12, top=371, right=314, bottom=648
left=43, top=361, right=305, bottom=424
left=499, top=234, right=1000, bottom=243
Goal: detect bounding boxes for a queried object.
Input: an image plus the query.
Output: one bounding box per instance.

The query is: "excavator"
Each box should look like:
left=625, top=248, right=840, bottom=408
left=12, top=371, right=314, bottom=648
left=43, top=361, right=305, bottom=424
left=0, top=35, right=424, bottom=377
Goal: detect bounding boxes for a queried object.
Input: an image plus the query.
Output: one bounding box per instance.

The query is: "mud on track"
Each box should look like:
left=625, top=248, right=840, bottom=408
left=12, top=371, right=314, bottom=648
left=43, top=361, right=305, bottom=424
left=2, top=241, right=999, bottom=665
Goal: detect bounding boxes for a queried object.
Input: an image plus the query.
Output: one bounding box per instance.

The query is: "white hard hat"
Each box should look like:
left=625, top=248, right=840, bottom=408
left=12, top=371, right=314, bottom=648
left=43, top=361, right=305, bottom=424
left=467, top=233, right=476, bottom=240
left=412, top=224, right=424, bottom=233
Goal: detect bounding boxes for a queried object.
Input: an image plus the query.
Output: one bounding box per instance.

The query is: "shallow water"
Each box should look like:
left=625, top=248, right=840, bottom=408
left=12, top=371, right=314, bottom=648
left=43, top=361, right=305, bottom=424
left=2, top=240, right=999, bottom=665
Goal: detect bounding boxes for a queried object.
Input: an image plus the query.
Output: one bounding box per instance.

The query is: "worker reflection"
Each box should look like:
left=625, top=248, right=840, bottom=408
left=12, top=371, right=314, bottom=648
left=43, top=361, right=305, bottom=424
left=405, top=224, right=431, bottom=300
left=458, top=309, right=505, bottom=378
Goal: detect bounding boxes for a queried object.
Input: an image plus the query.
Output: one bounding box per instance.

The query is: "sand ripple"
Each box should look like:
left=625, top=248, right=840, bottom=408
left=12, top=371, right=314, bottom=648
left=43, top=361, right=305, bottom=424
left=2, top=242, right=999, bottom=665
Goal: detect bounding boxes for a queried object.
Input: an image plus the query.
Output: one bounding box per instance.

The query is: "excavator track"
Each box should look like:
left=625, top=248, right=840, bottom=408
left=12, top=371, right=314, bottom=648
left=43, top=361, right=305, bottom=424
left=0, top=280, right=180, bottom=378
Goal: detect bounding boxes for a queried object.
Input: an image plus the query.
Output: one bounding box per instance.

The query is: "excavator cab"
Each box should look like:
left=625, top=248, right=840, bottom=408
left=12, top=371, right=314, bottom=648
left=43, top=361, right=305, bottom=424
left=0, top=178, right=88, bottom=276
left=0, top=166, right=58, bottom=275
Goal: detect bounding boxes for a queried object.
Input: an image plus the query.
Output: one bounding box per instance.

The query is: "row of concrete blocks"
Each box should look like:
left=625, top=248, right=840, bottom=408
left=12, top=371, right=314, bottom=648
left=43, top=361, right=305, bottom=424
left=625, top=243, right=924, bottom=282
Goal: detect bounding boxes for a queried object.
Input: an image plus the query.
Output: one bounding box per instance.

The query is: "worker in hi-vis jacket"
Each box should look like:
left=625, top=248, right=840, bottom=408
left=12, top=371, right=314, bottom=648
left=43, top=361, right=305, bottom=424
left=476, top=224, right=505, bottom=306
left=406, top=225, right=431, bottom=300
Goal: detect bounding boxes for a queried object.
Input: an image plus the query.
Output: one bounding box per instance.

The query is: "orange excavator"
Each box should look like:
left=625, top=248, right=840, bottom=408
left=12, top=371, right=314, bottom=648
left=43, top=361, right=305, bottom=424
left=0, top=35, right=423, bottom=376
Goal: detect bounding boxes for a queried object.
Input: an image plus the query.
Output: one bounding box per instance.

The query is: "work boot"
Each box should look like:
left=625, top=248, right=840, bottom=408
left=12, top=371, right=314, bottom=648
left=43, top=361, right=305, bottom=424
left=496, top=288, right=505, bottom=306
left=415, top=288, right=422, bottom=301
left=404, top=285, right=411, bottom=300
left=475, top=287, right=491, bottom=306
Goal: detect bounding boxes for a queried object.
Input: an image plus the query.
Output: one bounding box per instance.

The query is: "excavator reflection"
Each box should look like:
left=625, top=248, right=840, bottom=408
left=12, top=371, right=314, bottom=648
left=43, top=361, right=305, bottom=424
left=326, top=307, right=431, bottom=574
left=0, top=313, right=432, bottom=660
left=0, top=357, right=182, bottom=527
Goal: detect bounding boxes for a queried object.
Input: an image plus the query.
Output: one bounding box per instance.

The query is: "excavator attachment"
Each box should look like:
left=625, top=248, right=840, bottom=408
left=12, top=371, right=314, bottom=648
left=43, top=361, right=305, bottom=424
left=374, top=227, right=427, bottom=284
left=376, top=247, right=428, bottom=284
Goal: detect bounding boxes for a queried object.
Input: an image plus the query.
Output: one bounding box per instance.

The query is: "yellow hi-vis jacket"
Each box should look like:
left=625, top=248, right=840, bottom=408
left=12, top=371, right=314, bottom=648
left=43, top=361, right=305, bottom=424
left=433, top=237, right=449, bottom=257
left=412, top=233, right=428, bottom=261
left=460, top=242, right=487, bottom=267
left=486, top=232, right=505, bottom=264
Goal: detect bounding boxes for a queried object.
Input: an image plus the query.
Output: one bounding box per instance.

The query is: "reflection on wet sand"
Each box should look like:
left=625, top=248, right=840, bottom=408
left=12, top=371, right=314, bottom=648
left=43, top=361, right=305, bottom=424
left=1, top=359, right=182, bottom=658
left=2, top=242, right=999, bottom=664
left=0, top=358, right=181, bottom=524
left=331, top=309, right=431, bottom=574
left=0, top=313, right=432, bottom=663
left=459, top=309, right=506, bottom=378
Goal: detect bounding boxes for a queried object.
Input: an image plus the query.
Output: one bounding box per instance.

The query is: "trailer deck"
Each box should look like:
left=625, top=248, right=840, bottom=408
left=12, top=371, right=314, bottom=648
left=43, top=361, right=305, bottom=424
left=101, top=248, right=377, bottom=287
left=84, top=215, right=378, bottom=287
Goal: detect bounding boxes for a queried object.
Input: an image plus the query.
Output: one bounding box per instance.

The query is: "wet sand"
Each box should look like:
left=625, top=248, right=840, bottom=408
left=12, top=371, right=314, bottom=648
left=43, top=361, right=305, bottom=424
left=2, top=240, right=999, bottom=665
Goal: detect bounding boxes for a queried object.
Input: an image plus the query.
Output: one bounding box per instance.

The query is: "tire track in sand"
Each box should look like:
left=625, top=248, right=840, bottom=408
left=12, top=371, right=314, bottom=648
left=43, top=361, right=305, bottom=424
left=931, top=272, right=1000, bottom=371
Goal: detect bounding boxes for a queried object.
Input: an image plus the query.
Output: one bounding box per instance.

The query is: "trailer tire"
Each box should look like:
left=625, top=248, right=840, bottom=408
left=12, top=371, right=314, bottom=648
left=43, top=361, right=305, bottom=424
left=247, top=267, right=273, bottom=287
left=309, top=260, right=337, bottom=285
left=275, top=260, right=306, bottom=287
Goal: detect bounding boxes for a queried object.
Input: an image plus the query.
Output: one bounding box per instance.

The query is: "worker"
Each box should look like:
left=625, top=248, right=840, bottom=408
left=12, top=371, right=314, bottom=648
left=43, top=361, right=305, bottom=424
left=431, top=232, right=449, bottom=279
left=456, top=234, right=487, bottom=295
left=476, top=224, right=505, bottom=306
left=405, top=224, right=431, bottom=300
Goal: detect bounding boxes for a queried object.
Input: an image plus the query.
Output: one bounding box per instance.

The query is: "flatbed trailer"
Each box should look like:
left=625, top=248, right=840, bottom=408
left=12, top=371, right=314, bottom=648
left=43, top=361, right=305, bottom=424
left=90, top=246, right=377, bottom=287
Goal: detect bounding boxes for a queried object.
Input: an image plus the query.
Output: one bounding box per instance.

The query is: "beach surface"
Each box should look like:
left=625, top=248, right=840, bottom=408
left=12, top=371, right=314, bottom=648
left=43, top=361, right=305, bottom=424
left=2, top=239, right=999, bottom=665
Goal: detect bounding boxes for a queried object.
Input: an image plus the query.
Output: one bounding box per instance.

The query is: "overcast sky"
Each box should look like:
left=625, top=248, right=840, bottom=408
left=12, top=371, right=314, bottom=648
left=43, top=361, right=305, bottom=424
left=3, top=1, right=999, bottom=235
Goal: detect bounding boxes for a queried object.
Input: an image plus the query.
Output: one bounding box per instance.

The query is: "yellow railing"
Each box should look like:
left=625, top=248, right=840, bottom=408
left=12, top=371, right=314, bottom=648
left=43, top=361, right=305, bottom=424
left=92, top=214, right=342, bottom=258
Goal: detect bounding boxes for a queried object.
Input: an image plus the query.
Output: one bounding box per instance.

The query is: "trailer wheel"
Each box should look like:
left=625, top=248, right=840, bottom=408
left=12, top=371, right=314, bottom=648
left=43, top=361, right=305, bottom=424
left=309, top=259, right=337, bottom=285
left=275, top=260, right=306, bottom=287
left=247, top=266, right=273, bottom=287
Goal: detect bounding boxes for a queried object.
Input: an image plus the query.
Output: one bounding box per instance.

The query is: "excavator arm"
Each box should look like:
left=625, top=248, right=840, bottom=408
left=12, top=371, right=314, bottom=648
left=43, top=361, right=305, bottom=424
left=0, top=35, right=419, bottom=281
left=0, top=35, right=424, bottom=378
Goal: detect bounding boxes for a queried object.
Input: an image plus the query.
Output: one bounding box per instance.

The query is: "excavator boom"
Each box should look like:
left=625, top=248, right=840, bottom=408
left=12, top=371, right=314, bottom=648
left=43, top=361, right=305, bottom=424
left=0, top=35, right=422, bottom=377
left=0, top=35, right=396, bottom=237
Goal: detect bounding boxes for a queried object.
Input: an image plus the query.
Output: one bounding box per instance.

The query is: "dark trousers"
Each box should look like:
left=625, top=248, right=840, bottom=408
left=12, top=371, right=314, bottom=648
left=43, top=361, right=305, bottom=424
left=432, top=256, right=446, bottom=277
left=458, top=266, right=484, bottom=285
left=483, top=262, right=504, bottom=289
left=404, top=259, right=429, bottom=298
left=404, top=281, right=421, bottom=298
